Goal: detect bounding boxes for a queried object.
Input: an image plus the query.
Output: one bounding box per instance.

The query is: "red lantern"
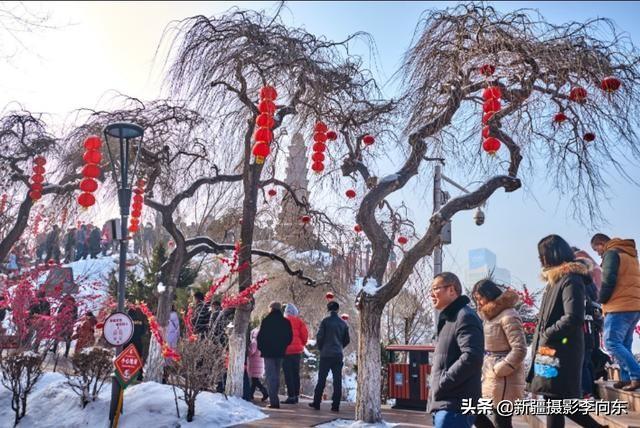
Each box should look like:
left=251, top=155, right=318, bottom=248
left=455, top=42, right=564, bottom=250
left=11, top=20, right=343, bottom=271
left=254, top=127, right=273, bottom=143
left=83, top=136, right=102, bottom=150
left=32, top=165, right=45, bottom=174
left=130, top=218, right=140, bottom=226
left=33, top=156, right=46, bottom=166
left=314, top=122, right=328, bottom=133
left=326, top=131, right=338, bottom=141
left=31, top=174, right=44, bottom=184
left=128, top=224, right=139, bottom=233
left=252, top=142, right=270, bottom=158
left=83, top=150, right=102, bottom=164
left=600, top=76, right=621, bottom=93
left=482, top=137, right=501, bottom=155
left=483, top=98, right=501, bottom=113
left=136, top=179, right=146, bottom=188
left=553, top=113, right=567, bottom=123
left=362, top=135, right=375, bottom=146
left=311, top=162, right=325, bottom=173
left=311, top=152, right=325, bottom=162
left=258, top=100, right=276, bottom=115
left=325, top=292, right=334, bottom=300
left=133, top=194, right=144, bottom=203
left=82, top=164, right=100, bottom=178
left=30, top=183, right=43, bottom=192
left=77, top=192, right=95, bottom=208
left=256, top=113, right=275, bottom=128
left=482, top=112, right=495, bottom=125
left=313, top=132, right=327, bottom=144
left=301, top=215, right=311, bottom=224
left=133, top=187, right=145, bottom=195
left=354, top=224, right=362, bottom=233
left=132, top=202, right=143, bottom=212
left=397, top=236, right=408, bottom=245
left=569, top=87, right=587, bottom=103
left=29, top=190, right=42, bottom=201
left=268, top=189, right=277, bottom=197
left=312, top=142, right=326, bottom=153
left=482, top=86, right=501, bottom=100
left=341, top=313, right=349, bottom=321
left=345, top=189, right=356, bottom=199
left=583, top=132, right=596, bottom=142
left=260, top=86, right=278, bottom=101
left=79, top=178, right=98, bottom=192
left=131, top=210, right=142, bottom=218
left=479, top=64, right=496, bottom=76
left=482, top=126, right=491, bottom=139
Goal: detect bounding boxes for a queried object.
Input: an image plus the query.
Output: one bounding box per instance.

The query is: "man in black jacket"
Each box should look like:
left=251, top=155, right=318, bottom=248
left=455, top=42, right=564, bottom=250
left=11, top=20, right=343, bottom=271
left=257, top=302, right=293, bottom=408
left=309, top=301, right=350, bottom=412
left=190, top=292, right=211, bottom=338
left=428, top=272, right=483, bottom=428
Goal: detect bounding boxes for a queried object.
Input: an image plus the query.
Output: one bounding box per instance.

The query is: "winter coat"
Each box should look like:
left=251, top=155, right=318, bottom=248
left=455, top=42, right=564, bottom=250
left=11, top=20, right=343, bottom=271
left=526, top=262, right=586, bottom=399
left=74, top=315, right=97, bottom=350
left=428, top=295, right=484, bottom=413
left=58, top=297, right=79, bottom=339
left=167, top=311, right=180, bottom=349
left=88, top=229, right=101, bottom=255
left=316, top=311, right=350, bottom=358
left=191, top=302, right=211, bottom=335
left=209, top=309, right=229, bottom=346
left=598, top=238, right=640, bottom=314
left=284, top=304, right=309, bottom=355
left=575, top=250, right=602, bottom=291
left=125, top=307, right=148, bottom=355
left=64, top=230, right=76, bottom=251
left=478, top=290, right=527, bottom=404
left=257, top=309, right=293, bottom=358
left=247, top=327, right=265, bottom=378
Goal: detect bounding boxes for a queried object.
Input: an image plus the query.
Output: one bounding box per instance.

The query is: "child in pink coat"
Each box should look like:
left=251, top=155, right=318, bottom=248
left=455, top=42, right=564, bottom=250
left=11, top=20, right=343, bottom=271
left=247, top=326, right=269, bottom=401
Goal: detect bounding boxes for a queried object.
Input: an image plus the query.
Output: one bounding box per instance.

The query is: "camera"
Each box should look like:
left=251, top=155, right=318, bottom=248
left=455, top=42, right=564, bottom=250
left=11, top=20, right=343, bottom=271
left=473, top=208, right=485, bottom=226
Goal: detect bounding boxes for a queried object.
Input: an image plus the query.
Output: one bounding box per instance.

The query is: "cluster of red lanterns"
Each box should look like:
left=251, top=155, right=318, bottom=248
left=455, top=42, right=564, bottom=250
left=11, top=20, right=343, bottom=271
left=310, top=121, right=330, bottom=173
left=129, top=179, right=146, bottom=233
left=481, top=82, right=502, bottom=156
left=29, top=156, right=47, bottom=201
left=78, top=136, right=102, bottom=209
left=252, top=86, right=278, bottom=165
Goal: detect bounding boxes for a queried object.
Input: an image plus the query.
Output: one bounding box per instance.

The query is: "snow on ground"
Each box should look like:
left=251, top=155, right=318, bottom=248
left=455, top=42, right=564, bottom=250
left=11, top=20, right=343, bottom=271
left=315, top=419, right=397, bottom=428
left=293, top=250, right=333, bottom=267
left=343, top=372, right=357, bottom=402
left=0, top=372, right=267, bottom=428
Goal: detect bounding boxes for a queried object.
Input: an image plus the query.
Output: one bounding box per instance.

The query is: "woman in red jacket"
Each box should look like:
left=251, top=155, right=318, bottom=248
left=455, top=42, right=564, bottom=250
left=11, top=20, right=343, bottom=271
left=283, top=303, right=308, bottom=404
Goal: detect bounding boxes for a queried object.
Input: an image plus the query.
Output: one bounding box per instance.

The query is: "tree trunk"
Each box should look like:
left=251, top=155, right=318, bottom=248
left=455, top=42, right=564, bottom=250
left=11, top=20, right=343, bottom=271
left=226, top=305, right=250, bottom=396
left=355, top=299, right=384, bottom=423
left=0, top=196, right=33, bottom=263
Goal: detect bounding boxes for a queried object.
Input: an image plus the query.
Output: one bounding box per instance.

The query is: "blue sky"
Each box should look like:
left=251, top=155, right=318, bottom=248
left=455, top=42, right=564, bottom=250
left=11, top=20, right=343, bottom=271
left=1, top=1, right=639, bottom=293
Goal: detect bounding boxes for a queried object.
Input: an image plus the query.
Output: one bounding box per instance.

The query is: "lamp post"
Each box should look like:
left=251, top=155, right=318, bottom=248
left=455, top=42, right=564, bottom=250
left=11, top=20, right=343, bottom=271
left=103, top=122, right=144, bottom=427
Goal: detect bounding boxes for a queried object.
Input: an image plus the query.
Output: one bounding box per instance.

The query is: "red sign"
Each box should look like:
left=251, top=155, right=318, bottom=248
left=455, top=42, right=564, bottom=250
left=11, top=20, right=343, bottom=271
left=114, top=344, right=142, bottom=386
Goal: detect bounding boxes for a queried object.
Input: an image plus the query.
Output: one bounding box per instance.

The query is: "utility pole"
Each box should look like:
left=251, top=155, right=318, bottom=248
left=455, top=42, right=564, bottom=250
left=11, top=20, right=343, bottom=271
left=433, top=164, right=443, bottom=276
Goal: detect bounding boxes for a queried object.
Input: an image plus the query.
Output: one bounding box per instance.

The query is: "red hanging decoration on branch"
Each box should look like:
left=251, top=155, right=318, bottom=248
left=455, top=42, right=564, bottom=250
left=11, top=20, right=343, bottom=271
left=480, top=84, right=503, bottom=155
left=600, top=76, right=621, bottom=93
left=29, top=156, right=47, bottom=201
left=137, top=302, right=181, bottom=362
left=310, top=121, right=328, bottom=173
left=128, top=178, right=146, bottom=233
left=77, top=136, right=103, bottom=209
left=254, top=86, right=278, bottom=165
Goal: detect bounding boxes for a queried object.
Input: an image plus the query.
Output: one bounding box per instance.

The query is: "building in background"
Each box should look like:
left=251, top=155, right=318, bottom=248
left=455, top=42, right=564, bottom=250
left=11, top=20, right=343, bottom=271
left=466, top=248, right=511, bottom=286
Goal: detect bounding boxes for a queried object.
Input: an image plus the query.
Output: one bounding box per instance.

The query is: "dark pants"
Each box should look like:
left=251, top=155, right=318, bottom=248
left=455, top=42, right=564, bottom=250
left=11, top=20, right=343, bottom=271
left=432, top=410, right=474, bottom=428
left=249, top=377, right=268, bottom=399
left=283, top=353, right=301, bottom=398
left=546, top=414, right=605, bottom=428
left=582, top=345, right=594, bottom=396
left=313, top=356, right=343, bottom=409
left=264, top=357, right=283, bottom=407
left=474, top=413, right=512, bottom=428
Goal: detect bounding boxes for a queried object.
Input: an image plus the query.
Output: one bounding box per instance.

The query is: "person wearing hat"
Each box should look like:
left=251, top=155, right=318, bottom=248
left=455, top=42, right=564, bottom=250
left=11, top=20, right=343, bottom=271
left=309, top=300, right=350, bottom=412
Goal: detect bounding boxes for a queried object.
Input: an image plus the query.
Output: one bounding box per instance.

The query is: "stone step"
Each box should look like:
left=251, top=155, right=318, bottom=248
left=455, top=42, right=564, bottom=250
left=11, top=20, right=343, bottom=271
left=526, top=411, right=640, bottom=428
left=596, top=380, right=640, bottom=413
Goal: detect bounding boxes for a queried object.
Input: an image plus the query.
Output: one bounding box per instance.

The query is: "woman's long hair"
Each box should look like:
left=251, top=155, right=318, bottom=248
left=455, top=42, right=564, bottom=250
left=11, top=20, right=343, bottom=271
left=537, top=234, right=575, bottom=268
left=472, top=278, right=503, bottom=307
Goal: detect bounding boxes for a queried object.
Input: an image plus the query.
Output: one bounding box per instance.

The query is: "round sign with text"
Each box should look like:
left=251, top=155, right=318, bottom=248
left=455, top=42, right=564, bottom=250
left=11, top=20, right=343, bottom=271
left=103, top=312, right=134, bottom=347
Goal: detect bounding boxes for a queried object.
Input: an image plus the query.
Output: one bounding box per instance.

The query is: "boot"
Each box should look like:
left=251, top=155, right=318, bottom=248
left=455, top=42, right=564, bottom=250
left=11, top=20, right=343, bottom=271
left=308, top=402, right=320, bottom=410
left=283, top=396, right=297, bottom=404
left=621, top=380, right=640, bottom=391
left=261, top=394, right=269, bottom=403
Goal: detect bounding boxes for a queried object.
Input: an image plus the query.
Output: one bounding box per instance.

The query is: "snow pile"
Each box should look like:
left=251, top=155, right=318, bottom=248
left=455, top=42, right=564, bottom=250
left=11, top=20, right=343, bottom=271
left=354, top=277, right=382, bottom=296
left=316, top=420, right=398, bottom=428
left=342, top=372, right=357, bottom=402
left=0, top=372, right=266, bottom=428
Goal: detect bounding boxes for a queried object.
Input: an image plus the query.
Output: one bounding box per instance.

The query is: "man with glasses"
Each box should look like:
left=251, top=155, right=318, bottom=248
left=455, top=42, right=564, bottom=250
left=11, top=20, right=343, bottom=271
left=428, top=272, right=484, bottom=428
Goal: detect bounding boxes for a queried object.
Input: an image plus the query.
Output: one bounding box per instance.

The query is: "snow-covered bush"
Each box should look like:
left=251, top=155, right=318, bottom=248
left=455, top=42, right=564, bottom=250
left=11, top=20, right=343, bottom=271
left=64, top=347, right=113, bottom=408
left=0, top=350, right=45, bottom=426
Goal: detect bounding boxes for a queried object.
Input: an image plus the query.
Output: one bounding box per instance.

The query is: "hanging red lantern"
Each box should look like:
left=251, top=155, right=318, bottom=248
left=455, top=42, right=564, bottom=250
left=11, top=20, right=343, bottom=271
left=83, top=150, right=102, bottom=164
left=340, top=313, right=349, bottom=321
left=254, top=127, right=273, bottom=143
left=325, top=292, right=334, bottom=300
left=301, top=215, right=311, bottom=224
left=326, top=131, right=338, bottom=141
left=128, top=224, right=139, bottom=233
left=256, top=113, right=275, bottom=128
left=312, top=142, right=327, bottom=153
left=77, top=192, right=95, bottom=208
left=32, top=165, right=45, bottom=174
left=311, top=162, right=325, bottom=173
left=33, top=156, right=46, bottom=166
left=314, top=122, right=328, bottom=133
left=260, top=86, right=278, bottom=101
left=133, top=194, right=144, bottom=204
left=136, top=179, right=146, bottom=188
left=79, top=178, right=98, bottom=192
left=397, top=236, right=408, bottom=245
left=31, top=174, right=44, bottom=184
left=354, top=224, right=362, bottom=233
left=130, top=218, right=140, bottom=226
left=553, top=113, right=567, bottom=123
left=583, top=132, right=596, bottom=142
left=345, top=189, right=356, bottom=199
left=29, top=190, right=42, bottom=201
left=362, top=135, right=375, bottom=146
left=83, top=136, right=102, bottom=150
left=482, top=86, right=501, bottom=100
left=258, top=100, right=276, bottom=115
left=569, top=87, right=587, bottom=103
left=479, top=64, right=496, bottom=76
left=30, top=183, right=43, bottom=192
left=311, top=152, right=325, bottom=162
left=313, top=132, right=327, bottom=144
left=268, top=189, right=277, bottom=197
left=252, top=142, right=271, bottom=164
left=133, top=187, right=145, bottom=195
left=131, top=209, right=142, bottom=218
left=482, top=137, right=502, bottom=155
left=482, top=126, right=491, bottom=139
left=81, top=164, right=100, bottom=178
left=600, top=76, right=621, bottom=93
left=482, top=112, right=495, bottom=125
left=483, top=98, right=501, bottom=113
left=132, top=202, right=143, bottom=212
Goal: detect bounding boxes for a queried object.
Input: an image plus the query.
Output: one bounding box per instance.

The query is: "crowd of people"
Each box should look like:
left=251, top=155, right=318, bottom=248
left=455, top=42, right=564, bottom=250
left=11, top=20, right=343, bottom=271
left=428, top=233, right=640, bottom=428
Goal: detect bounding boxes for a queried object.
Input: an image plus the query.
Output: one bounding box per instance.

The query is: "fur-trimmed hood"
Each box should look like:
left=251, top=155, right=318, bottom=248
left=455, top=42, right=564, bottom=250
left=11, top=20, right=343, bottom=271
left=479, top=289, right=519, bottom=320
left=541, top=261, right=589, bottom=286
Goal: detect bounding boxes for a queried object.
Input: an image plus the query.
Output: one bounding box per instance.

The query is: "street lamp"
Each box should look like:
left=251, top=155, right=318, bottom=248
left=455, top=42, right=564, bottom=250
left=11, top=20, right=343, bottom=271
left=103, top=122, right=144, bottom=427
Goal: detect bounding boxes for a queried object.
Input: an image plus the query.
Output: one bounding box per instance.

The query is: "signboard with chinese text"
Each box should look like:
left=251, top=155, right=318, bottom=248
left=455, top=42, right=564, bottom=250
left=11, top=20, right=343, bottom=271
left=103, top=312, right=134, bottom=347
left=114, top=344, right=143, bottom=387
